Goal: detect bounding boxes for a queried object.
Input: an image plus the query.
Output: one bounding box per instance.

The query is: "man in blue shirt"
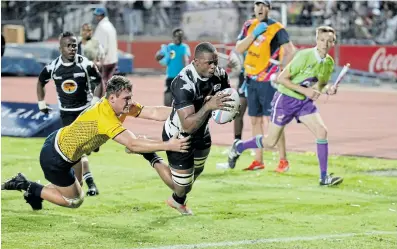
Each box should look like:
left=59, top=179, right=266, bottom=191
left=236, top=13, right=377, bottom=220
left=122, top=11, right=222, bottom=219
left=156, top=28, right=191, bottom=106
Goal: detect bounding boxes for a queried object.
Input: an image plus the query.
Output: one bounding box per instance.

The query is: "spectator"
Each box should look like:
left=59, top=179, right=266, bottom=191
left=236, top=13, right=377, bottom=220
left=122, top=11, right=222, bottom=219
left=375, top=9, right=397, bottom=45
left=93, top=7, right=118, bottom=88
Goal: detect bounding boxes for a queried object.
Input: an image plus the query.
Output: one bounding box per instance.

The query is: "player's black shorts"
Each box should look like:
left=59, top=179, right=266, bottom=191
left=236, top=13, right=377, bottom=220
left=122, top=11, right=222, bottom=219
left=237, top=71, right=246, bottom=98
left=39, top=130, right=79, bottom=187
left=60, top=110, right=84, bottom=127
left=165, top=77, right=175, bottom=93
left=162, top=128, right=211, bottom=170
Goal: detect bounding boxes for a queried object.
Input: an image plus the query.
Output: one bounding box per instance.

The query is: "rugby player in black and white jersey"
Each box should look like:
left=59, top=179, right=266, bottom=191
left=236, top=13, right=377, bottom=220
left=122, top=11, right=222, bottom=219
left=36, top=31, right=103, bottom=196
left=161, top=42, right=234, bottom=215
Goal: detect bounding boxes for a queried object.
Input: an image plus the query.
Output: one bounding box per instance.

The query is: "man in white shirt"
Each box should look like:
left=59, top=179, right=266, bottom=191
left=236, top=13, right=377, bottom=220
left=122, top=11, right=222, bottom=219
left=93, top=7, right=118, bottom=88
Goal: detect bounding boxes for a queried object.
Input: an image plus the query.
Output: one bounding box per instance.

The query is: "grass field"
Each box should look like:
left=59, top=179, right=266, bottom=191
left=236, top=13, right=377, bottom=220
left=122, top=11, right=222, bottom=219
left=2, top=137, right=397, bottom=249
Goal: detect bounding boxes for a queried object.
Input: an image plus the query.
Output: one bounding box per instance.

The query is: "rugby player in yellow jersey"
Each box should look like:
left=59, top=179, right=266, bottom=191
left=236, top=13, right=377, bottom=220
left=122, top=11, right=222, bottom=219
left=1, top=76, right=190, bottom=210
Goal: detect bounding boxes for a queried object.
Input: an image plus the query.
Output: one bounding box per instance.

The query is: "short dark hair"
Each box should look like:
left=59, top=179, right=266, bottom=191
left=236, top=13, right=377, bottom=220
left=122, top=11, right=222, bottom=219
left=172, top=28, right=183, bottom=36
left=59, top=31, right=75, bottom=40
left=194, top=42, right=216, bottom=58
left=105, top=75, right=132, bottom=98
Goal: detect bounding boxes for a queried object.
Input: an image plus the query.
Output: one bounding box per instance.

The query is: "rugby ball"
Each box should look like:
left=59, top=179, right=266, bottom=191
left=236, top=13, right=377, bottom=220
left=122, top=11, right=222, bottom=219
left=211, top=88, right=240, bottom=124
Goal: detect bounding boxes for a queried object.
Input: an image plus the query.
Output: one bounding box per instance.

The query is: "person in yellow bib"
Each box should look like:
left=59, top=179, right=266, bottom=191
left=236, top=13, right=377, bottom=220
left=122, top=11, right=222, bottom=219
left=1, top=76, right=190, bottom=211
left=230, top=0, right=296, bottom=172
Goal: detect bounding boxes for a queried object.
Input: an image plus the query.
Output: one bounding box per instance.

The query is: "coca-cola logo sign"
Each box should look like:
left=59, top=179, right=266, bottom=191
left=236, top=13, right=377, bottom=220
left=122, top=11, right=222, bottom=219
left=368, top=47, right=397, bottom=77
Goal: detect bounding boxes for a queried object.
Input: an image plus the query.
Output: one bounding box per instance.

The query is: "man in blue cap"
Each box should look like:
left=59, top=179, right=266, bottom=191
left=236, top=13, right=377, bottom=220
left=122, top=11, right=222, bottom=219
left=93, top=7, right=118, bottom=90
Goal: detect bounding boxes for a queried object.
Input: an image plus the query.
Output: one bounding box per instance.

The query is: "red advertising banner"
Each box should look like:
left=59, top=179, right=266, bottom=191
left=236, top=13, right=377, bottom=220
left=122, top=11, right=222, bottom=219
left=339, top=46, right=397, bottom=77
left=119, top=41, right=397, bottom=77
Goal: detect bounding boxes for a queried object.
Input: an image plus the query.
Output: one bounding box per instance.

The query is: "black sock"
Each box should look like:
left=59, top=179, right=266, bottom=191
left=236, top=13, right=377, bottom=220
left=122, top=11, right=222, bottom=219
left=27, top=182, right=44, bottom=199
left=141, top=153, right=163, bottom=167
left=235, top=134, right=242, bottom=140
left=172, top=193, right=186, bottom=205
left=83, top=172, right=95, bottom=187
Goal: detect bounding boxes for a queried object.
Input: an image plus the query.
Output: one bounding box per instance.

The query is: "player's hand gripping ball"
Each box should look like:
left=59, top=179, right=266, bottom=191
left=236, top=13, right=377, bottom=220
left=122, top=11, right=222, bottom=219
left=211, top=88, right=240, bottom=124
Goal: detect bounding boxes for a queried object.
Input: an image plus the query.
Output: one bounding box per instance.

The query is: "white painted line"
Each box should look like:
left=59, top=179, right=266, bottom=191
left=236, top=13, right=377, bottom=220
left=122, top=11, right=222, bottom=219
left=137, top=231, right=397, bottom=249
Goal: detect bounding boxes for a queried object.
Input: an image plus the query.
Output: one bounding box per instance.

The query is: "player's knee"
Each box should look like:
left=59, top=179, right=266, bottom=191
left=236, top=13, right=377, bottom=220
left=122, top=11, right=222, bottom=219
left=171, top=169, right=194, bottom=189
left=317, top=126, right=328, bottom=140
left=264, top=135, right=278, bottom=148
left=81, top=155, right=89, bottom=163
left=63, top=194, right=84, bottom=209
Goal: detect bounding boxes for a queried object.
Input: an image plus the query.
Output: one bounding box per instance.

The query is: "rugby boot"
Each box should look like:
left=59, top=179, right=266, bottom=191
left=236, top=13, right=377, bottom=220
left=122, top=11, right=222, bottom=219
left=228, top=139, right=242, bottom=169
left=86, top=183, right=100, bottom=196
left=275, top=159, right=290, bottom=173
left=243, top=160, right=265, bottom=171
left=166, top=196, right=193, bottom=216
left=1, top=173, right=29, bottom=191
left=319, top=173, right=343, bottom=186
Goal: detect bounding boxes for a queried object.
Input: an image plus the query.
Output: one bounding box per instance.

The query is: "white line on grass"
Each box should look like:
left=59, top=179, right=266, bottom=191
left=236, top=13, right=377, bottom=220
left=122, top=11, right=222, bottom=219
left=137, top=231, right=397, bottom=249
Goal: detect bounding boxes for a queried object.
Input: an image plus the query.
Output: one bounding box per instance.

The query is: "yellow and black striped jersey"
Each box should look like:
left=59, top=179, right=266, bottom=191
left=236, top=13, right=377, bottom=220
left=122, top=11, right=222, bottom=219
left=55, top=97, right=143, bottom=162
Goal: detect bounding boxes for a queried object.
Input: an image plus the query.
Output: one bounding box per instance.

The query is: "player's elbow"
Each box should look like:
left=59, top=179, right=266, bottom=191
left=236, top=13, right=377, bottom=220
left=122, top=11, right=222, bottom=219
left=126, top=140, right=146, bottom=154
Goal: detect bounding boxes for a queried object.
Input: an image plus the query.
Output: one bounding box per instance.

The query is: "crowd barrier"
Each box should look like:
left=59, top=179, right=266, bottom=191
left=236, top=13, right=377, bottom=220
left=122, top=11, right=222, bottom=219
left=1, top=102, right=61, bottom=137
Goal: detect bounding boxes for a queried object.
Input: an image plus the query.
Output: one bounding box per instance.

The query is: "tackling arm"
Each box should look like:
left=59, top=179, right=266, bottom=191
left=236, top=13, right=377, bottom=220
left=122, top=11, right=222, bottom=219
left=138, top=106, right=172, bottom=121
left=113, top=129, right=189, bottom=153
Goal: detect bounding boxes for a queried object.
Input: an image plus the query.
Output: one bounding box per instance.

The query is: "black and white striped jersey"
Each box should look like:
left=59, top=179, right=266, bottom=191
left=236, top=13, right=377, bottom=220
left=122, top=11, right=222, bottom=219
left=164, top=63, right=231, bottom=139
left=38, top=54, right=102, bottom=111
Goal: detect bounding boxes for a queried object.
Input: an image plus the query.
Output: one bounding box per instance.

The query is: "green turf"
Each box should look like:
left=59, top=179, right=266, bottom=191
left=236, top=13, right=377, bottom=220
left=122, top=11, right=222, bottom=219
left=2, top=137, right=397, bottom=249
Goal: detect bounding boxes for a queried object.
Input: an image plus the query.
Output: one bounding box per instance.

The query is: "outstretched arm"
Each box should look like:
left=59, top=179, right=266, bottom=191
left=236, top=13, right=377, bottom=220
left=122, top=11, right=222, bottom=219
left=138, top=106, right=172, bottom=121
left=113, top=130, right=189, bottom=153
